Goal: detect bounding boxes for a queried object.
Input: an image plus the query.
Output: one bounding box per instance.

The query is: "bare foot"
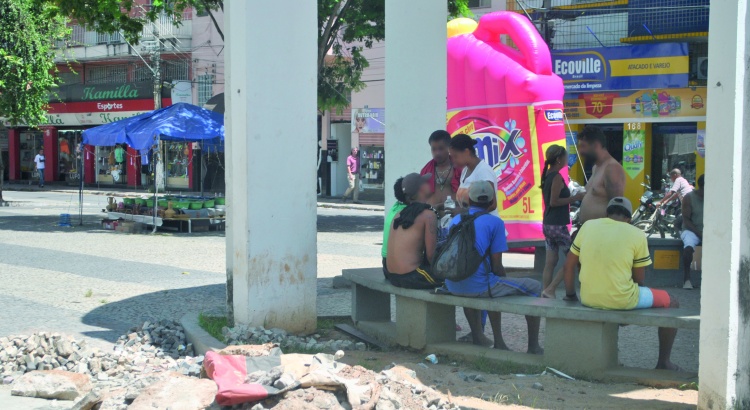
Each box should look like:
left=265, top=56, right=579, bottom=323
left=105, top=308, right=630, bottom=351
left=542, top=289, right=556, bottom=299
left=656, top=361, right=683, bottom=371
left=528, top=345, right=544, bottom=355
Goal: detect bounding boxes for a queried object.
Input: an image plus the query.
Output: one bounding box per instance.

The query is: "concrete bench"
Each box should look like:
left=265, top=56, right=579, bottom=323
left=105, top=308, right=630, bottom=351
left=343, top=267, right=700, bottom=382
left=645, top=238, right=701, bottom=287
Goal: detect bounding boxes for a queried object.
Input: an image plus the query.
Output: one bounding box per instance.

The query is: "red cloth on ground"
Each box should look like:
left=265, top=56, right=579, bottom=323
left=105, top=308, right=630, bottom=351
left=204, top=351, right=279, bottom=406
left=420, top=160, right=462, bottom=193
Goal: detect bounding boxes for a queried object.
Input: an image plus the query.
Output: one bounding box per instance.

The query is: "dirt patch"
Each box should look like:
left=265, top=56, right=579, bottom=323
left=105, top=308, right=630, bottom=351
left=335, top=350, right=698, bottom=409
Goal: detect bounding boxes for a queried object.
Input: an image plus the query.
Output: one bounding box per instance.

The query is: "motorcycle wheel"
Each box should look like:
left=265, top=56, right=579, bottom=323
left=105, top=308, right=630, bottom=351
left=635, top=220, right=654, bottom=237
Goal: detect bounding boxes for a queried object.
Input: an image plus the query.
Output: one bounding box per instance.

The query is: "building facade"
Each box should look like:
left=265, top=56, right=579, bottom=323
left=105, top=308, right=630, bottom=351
left=1, top=2, right=206, bottom=190
left=509, top=0, right=710, bottom=205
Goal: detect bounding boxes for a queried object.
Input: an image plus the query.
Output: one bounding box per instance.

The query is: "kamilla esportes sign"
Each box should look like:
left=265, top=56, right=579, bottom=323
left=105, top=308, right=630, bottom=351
left=552, top=43, right=689, bottom=92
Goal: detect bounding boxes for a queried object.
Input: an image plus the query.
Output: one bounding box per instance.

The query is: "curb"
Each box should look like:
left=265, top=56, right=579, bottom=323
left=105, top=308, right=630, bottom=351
left=317, top=203, right=383, bottom=212
left=180, top=312, right=227, bottom=356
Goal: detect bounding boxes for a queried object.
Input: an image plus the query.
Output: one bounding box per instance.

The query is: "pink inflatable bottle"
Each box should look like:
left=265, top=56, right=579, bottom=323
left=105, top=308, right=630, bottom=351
left=447, top=12, right=567, bottom=242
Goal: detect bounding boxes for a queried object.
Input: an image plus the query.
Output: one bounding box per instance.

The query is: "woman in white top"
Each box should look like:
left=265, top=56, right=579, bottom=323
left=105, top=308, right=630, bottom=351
left=449, top=134, right=498, bottom=217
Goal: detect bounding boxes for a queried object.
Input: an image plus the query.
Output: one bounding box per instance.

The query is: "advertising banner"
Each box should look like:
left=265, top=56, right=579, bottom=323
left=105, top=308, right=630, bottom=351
left=351, top=108, right=385, bottom=134
left=564, top=87, right=706, bottom=122
left=566, top=131, right=578, bottom=167
left=447, top=103, right=566, bottom=241
left=552, top=43, right=689, bottom=92
left=696, top=129, right=706, bottom=158
left=623, top=123, right=646, bottom=179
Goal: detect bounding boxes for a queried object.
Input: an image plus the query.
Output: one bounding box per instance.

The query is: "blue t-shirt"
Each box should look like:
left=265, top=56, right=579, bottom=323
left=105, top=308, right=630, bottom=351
left=445, top=208, right=508, bottom=295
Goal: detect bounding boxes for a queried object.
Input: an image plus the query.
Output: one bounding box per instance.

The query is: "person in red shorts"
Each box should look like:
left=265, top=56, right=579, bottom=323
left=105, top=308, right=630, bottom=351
left=563, top=197, right=682, bottom=371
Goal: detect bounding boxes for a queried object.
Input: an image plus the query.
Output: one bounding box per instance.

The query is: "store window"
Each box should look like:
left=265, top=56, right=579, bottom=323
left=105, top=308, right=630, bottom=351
left=95, top=144, right=128, bottom=185
left=165, top=142, right=190, bottom=188
left=58, top=130, right=82, bottom=182
left=468, top=0, right=491, bottom=8
left=87, top=65, right=127, bottom=84
left=652, top=124, right=698, bottom=189
left=198, top=74, right=214, bottom=106
left=19, top=131, right=43, bottom=180
left=359, top=146, right=384, bottom=191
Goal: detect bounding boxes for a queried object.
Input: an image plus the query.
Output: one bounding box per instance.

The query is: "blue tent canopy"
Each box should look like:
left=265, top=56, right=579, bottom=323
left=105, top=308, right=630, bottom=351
left=82, top=103, right=224, bottom=151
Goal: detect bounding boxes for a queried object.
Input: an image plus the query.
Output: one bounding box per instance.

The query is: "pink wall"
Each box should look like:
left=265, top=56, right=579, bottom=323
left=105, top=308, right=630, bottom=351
left=191, top=8, right=225, bottom=106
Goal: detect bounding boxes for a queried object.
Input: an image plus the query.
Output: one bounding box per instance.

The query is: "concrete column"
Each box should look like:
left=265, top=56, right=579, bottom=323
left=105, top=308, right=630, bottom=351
left=225, top=0, right=317, bottom=332
left=698, top=0, right=750, bottom=408
left=384, top=0, right=447, bottom=207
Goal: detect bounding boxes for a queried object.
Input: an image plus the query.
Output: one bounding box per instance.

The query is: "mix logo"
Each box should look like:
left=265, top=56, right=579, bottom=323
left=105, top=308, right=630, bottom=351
left=544, top=109, right=564, bottom=122
left=473, top=119, right=527, bottom=171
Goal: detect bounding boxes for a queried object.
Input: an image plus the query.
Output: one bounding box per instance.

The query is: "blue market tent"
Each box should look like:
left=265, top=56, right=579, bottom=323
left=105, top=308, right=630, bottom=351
left=82, top=103, right=224, bottom=150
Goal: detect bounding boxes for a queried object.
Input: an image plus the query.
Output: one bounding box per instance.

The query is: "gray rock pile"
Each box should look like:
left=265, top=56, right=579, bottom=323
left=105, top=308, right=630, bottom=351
left=0, top=320, right=200, bottom=388
left=223, top=325, right=367, bottom=352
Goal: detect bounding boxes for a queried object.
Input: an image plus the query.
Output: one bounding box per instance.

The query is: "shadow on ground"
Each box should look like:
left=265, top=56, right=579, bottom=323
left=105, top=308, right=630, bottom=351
left=317, top=214, right=383, bottom=233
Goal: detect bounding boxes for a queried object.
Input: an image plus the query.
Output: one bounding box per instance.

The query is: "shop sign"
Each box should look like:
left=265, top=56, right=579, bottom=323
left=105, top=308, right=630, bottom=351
left=623, top=122, right=646, bottom=179
left=563, top=87, right=707, bottom=122
left=170, top=81, right=193, bottom=104
left=351, top=108, right=385, bottom=134
left=2, top=112, right=147, bottom=127
left=551, top=43, right=689, bottom=92
left=52, top=82, right=167, bottom=103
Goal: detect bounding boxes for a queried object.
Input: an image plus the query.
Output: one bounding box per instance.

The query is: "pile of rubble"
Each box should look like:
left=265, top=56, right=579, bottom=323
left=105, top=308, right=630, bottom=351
left=223, top=325, right=368, bottom=353
left=0, top=320, right=201, bottom=388
left=0, top=322, right=462, bottom=409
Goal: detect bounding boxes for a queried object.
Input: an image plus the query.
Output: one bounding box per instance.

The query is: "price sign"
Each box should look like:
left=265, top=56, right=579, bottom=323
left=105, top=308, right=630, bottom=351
left=582, top=93, right=616, bottom=119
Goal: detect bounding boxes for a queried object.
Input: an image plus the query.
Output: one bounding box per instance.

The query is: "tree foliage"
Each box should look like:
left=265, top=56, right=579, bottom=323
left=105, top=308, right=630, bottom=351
left=46, top=0, right=470, bottom=113
left=0, top=0, right=68, bottom=127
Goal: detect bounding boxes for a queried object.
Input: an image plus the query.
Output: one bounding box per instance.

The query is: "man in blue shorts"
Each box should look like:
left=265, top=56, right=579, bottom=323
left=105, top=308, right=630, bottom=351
left=563, top=197, right=682, bottom=370
left=446, top=181, right=543, bottom=353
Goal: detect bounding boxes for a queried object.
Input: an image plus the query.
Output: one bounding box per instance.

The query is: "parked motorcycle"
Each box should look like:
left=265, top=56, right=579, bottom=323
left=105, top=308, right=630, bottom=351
left=633, top=177, right=681, bottom=238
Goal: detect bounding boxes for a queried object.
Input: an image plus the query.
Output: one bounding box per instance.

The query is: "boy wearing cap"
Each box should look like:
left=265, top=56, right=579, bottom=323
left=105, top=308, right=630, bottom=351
left=446, top=181, right=544, bottom=353
left=385, top=173, right=442, bottom=289
left=563, top=196, right=682, bottom=371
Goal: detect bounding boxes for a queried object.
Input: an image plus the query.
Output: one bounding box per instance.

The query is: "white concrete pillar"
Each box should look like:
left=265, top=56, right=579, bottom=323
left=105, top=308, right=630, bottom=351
left=225, top=0, right=317, bottom=333
left=384, top=0, right=447, bottom=207
left=698, top=0, right=750, bottom=407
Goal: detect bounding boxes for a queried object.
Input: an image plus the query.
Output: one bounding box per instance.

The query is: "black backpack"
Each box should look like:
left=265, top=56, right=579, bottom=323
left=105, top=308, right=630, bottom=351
left=432, top=212, right=490, bottom=281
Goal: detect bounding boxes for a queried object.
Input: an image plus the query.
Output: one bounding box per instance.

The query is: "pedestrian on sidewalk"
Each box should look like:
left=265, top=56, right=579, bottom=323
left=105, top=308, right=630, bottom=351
left=34, top=149, right=45, bottom=187
left=342, top=147, right=361, bottom=203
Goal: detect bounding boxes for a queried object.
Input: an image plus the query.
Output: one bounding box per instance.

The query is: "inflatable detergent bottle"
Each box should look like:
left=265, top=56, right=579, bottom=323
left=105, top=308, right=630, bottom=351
left=446, top=12, right=567, bottom=241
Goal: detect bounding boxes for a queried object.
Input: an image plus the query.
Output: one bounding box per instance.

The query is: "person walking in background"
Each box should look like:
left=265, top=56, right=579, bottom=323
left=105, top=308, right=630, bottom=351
left=34, top=149, right=45, bottom=188
left=538, top=145, right=585, bottom=298
left=680, top=175, right=704, bottom=289
left=342, top=147, right=360, bottom=203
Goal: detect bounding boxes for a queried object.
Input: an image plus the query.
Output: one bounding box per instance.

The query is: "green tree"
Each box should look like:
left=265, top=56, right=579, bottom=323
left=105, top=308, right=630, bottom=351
left=46, top=0, right=470, bottom=113
left=0, top=0, right=68, bottom=202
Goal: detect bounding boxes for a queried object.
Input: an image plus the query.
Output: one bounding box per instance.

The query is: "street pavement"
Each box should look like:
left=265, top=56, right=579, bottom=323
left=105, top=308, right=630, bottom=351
left=0, top=189, right=699, bottom=373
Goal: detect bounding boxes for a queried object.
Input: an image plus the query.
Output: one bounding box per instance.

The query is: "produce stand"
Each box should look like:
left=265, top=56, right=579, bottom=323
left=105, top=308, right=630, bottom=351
left=103, top=194, right=225, bottom=234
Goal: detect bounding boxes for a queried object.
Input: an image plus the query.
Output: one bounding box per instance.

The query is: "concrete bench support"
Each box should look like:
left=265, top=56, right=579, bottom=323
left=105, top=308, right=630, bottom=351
left=352, top=283, right=391, bottom=322
left=395, top=296, right=455, bottom=349
left=545, top=318, right=619, bottom=374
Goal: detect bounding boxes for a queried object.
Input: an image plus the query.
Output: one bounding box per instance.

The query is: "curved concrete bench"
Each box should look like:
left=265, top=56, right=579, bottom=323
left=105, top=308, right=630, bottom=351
left=343, top=267, right=700, bottom=382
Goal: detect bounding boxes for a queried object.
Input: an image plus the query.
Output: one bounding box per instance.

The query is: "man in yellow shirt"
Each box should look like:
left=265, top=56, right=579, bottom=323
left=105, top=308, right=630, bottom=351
left=563, top=197, right=682, bottom=371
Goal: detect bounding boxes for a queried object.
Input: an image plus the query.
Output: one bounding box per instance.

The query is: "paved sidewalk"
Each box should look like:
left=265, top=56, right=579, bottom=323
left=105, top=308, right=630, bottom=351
left=4, top=184, right=385, bottom=212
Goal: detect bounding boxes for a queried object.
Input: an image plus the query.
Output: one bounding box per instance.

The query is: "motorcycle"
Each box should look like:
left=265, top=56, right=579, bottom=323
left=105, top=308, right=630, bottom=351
left=633, top=177, right=681, bottom=238
left=631, top=175, right=658, bottom=224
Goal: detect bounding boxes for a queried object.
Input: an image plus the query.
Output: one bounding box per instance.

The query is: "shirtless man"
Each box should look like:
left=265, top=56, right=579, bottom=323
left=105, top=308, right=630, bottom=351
left=421, top=130, right=463, bottom=211
left=577, top=125, right=626, bottom=223
left=386, top=173, right=442, bottom=289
